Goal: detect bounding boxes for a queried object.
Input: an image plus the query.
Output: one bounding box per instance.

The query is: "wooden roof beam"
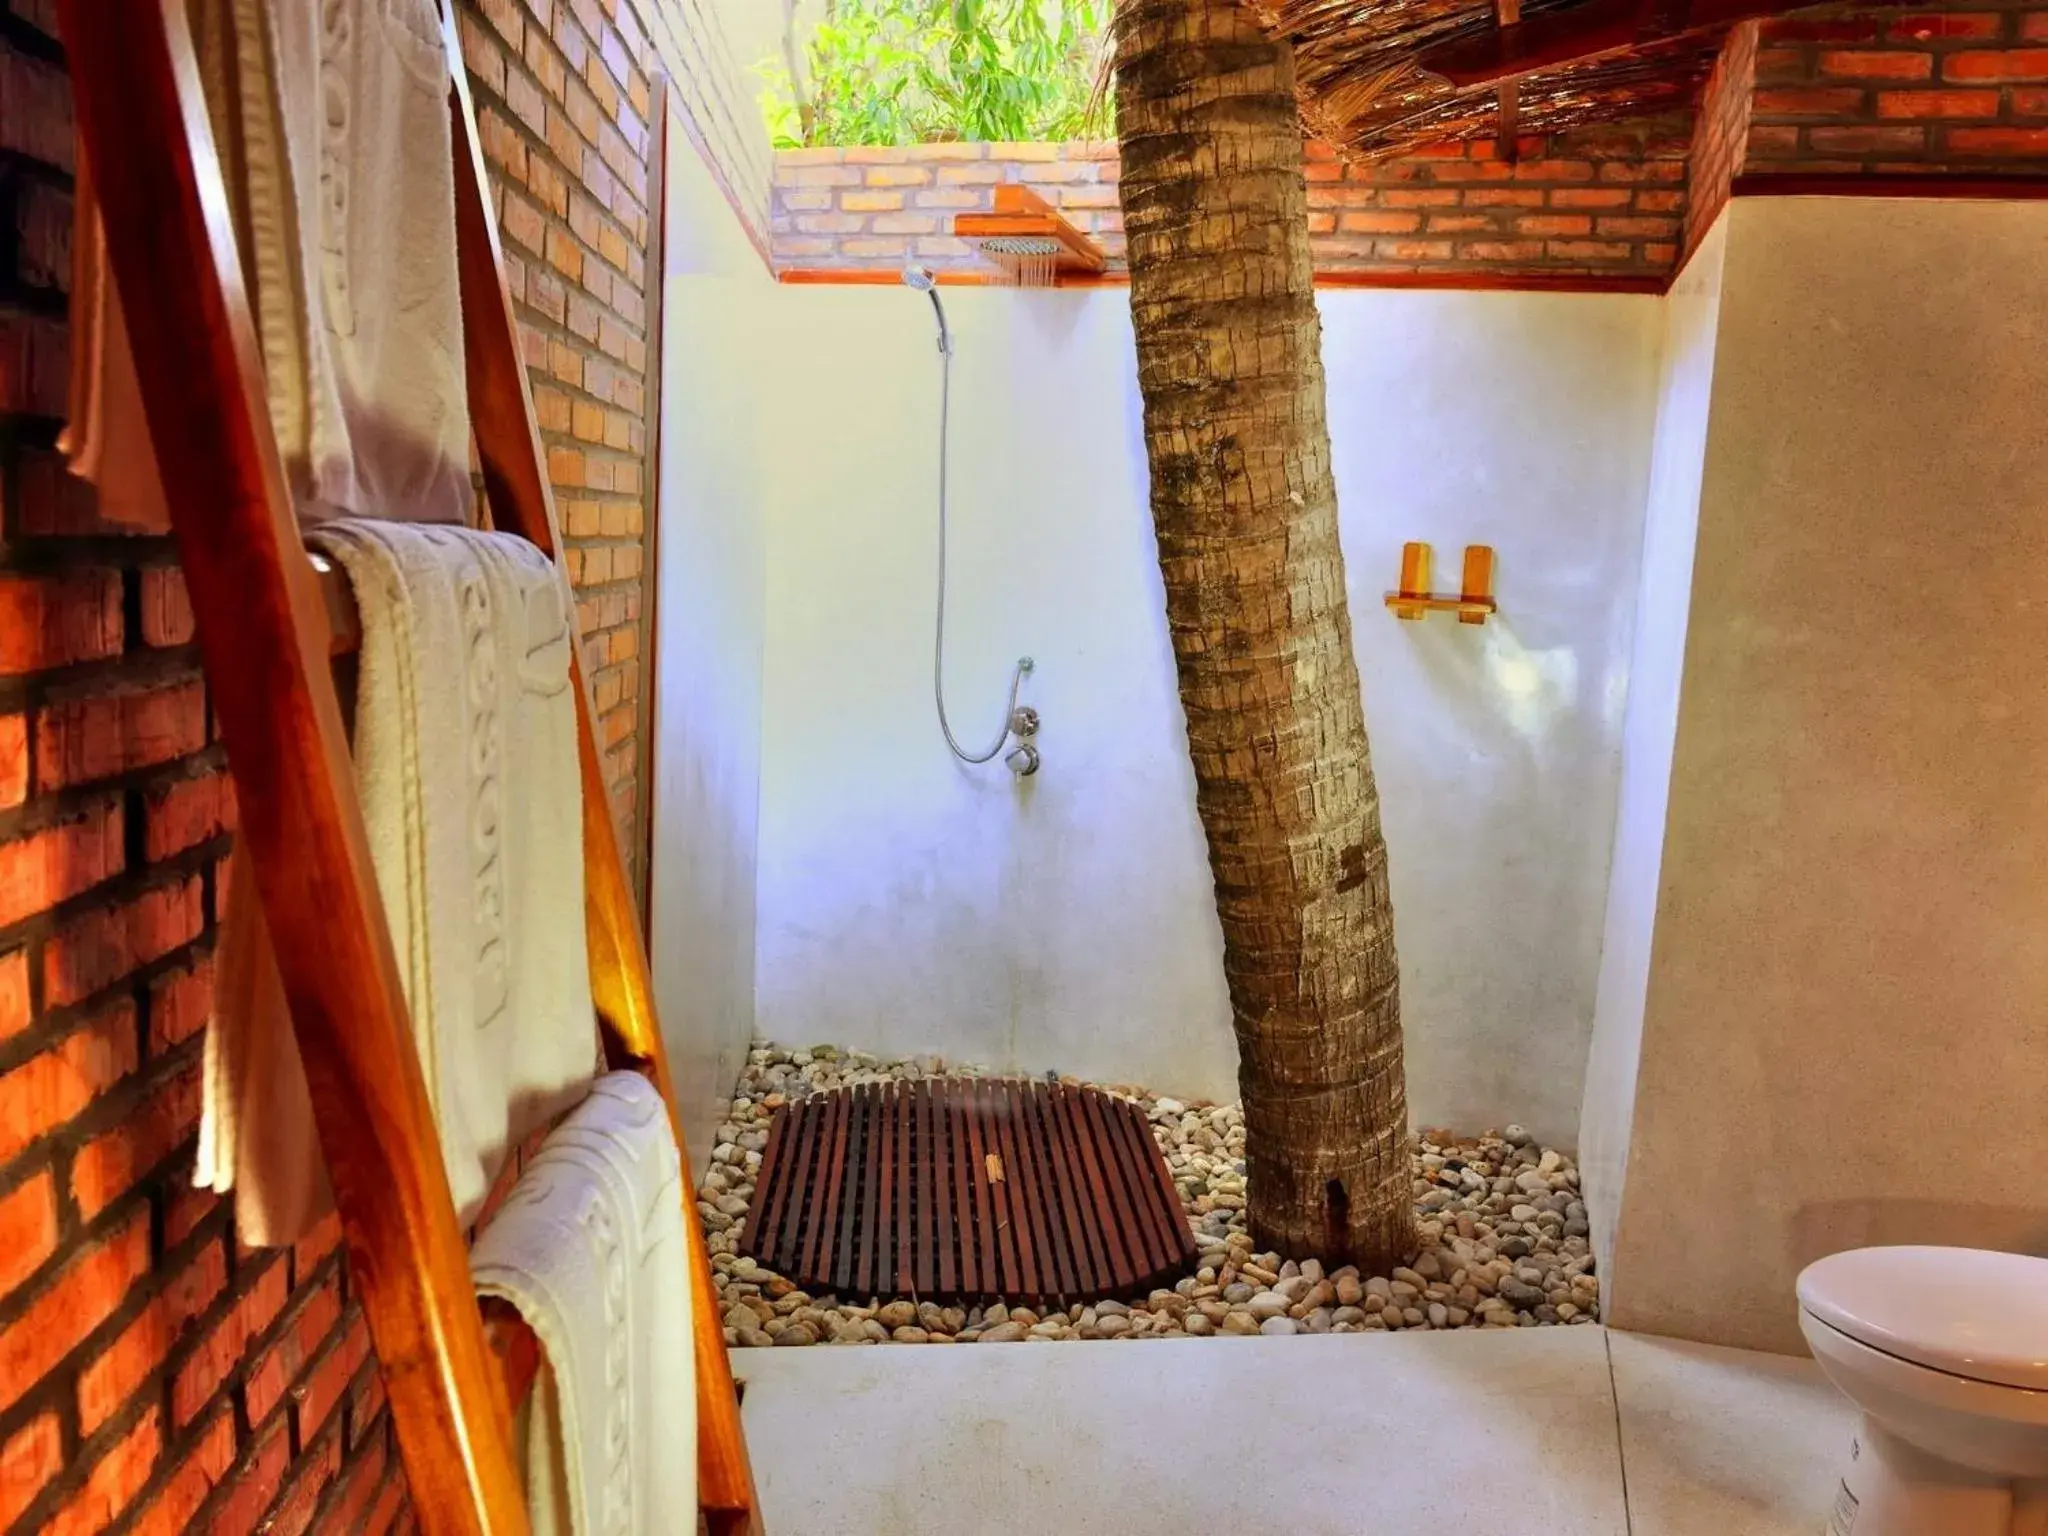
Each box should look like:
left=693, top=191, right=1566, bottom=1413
left=1495, top=0, right=1522, bottom=160
left=1419, top=0, right=1803, bottom=88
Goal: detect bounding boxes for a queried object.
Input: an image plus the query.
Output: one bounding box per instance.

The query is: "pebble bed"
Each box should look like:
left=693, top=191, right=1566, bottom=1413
left=703, top=1044, right=1599, bottom=1347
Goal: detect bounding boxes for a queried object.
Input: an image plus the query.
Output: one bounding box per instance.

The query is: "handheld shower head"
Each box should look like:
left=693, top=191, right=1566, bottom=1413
left=902, top=263, right=953, bottom=356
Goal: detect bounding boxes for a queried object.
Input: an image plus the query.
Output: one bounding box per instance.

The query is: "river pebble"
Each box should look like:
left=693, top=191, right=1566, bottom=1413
left=706, top=1043, right=1599, bottom=1346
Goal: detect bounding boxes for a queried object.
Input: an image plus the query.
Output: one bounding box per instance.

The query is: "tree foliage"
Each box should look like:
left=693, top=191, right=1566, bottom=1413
left=758, top=0, right=1109, bottom=148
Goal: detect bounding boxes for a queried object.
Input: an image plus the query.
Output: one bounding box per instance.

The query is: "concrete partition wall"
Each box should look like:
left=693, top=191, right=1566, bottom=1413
left=1598, top=197, right=2048, bottom=1354
left=1579, top=220, right=1727, bottom=1279
left=649, top=117, right=776, bottom=1174
left=750, top=285, right=1662, bottom=1140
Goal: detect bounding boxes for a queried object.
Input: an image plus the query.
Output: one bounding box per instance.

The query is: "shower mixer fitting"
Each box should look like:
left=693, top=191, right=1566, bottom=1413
left=903, top=264, right=1041, bottom=773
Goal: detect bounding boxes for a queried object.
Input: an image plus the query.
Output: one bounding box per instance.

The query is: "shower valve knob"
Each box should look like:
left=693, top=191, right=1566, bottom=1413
left=1005, top=743, right=1041, bottom=778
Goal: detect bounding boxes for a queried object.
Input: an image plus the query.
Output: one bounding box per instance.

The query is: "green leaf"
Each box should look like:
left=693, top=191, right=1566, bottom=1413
left=754, top=0, right=1110, bottom=146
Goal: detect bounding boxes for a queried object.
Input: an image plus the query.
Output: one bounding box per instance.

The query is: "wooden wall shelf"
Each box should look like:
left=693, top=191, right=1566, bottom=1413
left=1386, top=541, right=1497, bottom=623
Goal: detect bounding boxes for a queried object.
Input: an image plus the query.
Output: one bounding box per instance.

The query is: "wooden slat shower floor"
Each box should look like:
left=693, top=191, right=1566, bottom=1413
left=737, top=1078, right=1197, bottom=1306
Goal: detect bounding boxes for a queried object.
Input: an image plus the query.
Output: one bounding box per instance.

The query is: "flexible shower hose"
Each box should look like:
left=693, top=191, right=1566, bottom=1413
left=932, top=335, right=1030, bottom=765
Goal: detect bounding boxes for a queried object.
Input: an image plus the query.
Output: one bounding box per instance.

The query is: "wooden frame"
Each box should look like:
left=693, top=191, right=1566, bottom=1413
left=1493, top=0, right=1523, bottom=161
left=777, top=266, right=1123, bottom=286
left=638, top=77, right=671, bottom=939
left=1728, top=173, right=2048, bottom=201
left=56, top=4, right=760, bottom=1532
left=1416, top=0, right=1812, bottom=88
left=775, top=266, right=1669, bottom=294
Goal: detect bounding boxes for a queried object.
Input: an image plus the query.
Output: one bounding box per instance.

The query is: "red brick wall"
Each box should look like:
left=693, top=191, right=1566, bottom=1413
left=460, top=0, right=664, bottom=896
left=779, top=4, right=2048, bottom=292
left=773, top=119, right=1692, bottom=286
left=0, top=1, right=665, bottom=1531
left=1684, top=22, right=1761, bottom=257
left=1746, top=0, right=2048, bottom=173
left=1306, top=121, right=1689, bottom=279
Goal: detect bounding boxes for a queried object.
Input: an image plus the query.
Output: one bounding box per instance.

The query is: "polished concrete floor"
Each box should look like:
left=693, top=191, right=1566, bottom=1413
left=733, top=1325, right=1853, bottom=1535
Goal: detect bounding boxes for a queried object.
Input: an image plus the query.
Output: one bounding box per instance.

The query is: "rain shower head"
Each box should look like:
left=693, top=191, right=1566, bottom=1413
left=977, top=235, right=1063, bottom=258
left=902, top=263, right=952, bottom=356
left=952, top=187, right=1106, bottom=286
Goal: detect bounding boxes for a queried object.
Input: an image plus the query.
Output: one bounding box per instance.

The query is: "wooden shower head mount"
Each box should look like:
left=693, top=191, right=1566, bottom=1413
left=954, top=185, right=1108, bottom=279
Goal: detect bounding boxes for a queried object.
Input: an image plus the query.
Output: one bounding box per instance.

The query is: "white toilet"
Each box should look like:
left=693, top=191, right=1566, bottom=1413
left=1798, top=1246, right=2048, bottom=1536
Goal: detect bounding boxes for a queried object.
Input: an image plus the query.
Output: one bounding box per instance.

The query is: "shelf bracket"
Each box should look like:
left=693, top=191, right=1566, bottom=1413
left=1386, top=541, right=1498, bottom=624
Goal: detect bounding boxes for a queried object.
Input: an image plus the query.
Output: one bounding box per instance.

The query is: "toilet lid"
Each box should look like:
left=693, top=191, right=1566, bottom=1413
left=1797, top=1246, right=2048, bottom=1391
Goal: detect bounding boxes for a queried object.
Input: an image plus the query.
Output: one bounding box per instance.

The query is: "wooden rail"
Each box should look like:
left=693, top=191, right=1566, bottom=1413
left=59, top=3, right=761, bottom=1531
left=59, top=5, right=529, bottom=1529
left=438, top=15, right=761, bottom=1528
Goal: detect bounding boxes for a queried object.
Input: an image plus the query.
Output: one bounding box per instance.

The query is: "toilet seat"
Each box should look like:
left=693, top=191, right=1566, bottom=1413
left=1798, top=1245, right=2048, bottom=1392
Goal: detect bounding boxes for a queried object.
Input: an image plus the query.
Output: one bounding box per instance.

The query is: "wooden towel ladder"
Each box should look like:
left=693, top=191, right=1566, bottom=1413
left=56, top=4, right=762, bottom=1532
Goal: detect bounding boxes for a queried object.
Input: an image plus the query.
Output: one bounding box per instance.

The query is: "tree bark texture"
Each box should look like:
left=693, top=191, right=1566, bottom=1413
left=1113, top=0, right=1416, bottom=1270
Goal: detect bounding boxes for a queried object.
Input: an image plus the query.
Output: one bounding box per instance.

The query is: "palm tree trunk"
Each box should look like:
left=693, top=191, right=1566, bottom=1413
left=1113, top=0, right=1415, bottom=1270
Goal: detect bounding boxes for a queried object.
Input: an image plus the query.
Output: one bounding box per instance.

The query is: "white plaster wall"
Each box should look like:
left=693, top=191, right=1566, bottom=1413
left=649, top=114, right=775, bottom=1175
left=1326, top=292, right=1661, bottom=1141
left=751, top=284, right=1662, bottom=1141
left=754, top=290, right=1238, bottom=1101
left=1580, top=220, right=1727, bottom=1278
left=1605, top=198, right=2048, bottom=1354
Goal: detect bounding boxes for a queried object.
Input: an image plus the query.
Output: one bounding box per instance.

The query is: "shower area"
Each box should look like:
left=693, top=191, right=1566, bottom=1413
left=752, top=284, right=1218, bottom=1094
left=641, top=104, right=2048, bottom=1531
left=636, top=116, right=1687, bottom=1341
left=648, top=227, right=1659, bottom=1346
left=651, top=115, right=1667, bottom=1157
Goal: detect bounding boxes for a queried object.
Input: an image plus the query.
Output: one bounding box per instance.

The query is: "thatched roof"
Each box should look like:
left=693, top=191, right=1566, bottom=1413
left=1243, top=0, right=1762, bottom=159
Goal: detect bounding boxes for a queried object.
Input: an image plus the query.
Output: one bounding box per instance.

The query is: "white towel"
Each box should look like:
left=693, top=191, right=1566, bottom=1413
left=196, top=844, right=330, bottom=1246
left=57, top=148, right=170, bottom=532
left=64, top=0, right=473, bottom=525
left=197, top=521, right=595, bottom=1235
left=471, top=1072, right=697, bottom=1536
